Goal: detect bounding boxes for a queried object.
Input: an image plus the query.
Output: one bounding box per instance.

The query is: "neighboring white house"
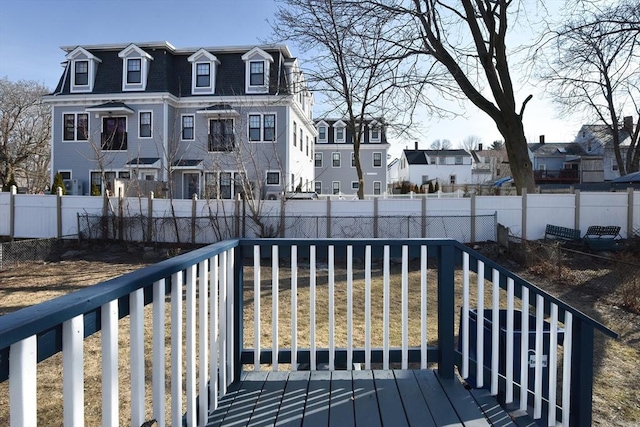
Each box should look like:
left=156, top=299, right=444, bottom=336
left=574, top=117, right=635, bottom=181
left=398, top=147, right=474, bottom=188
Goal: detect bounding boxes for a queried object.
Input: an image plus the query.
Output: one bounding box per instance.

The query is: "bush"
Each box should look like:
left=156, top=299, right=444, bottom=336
left=51, top=172, right=66, bottom=195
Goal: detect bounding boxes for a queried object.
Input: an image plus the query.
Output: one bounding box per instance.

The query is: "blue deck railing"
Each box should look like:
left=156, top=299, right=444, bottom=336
left=0, top=238, right=616, bottom=426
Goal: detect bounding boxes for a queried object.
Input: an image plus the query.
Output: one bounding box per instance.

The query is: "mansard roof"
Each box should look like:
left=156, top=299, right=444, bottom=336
left=53, top=42, right=294, bottom=97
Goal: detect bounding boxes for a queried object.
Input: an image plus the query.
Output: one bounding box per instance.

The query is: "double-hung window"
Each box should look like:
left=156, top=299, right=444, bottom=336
left=182, top=115, right=194, bottom=140
left=63, top=113, right=88, bottom=141
left=196, top=63, right=210, bottom=87
left=351, top=153, right=356, bottom=167
left=139, top=112, right=152, bottom=138
left=314, top=152, right=322, bottom=167
left=74, top=61, right=88, bottom=86
left=373, top=152, right=382, bottom=167
left=373, top=181, right=382, bottom=195
left=293, top=121, right=297, bottom=147
left=127, top=58, right=141, bottom=84
left=209, top=119, right=234, bottom=151
left=332, top=152, right=341, bottom=167
left=318, top=126, right=327, bottom=142
left=250, top=61, right=265, bottom=86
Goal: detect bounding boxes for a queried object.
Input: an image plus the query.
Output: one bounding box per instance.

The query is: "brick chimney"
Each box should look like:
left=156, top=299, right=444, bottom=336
left=623, top=116, right=634, bottom=133
left=539, top=135, right=545, bottom=144
left=415, top=141, right=418, bottom=150
left=478, top=143, right=483, bottom=151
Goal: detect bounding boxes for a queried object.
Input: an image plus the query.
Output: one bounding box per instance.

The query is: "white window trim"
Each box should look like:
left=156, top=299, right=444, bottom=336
left=181, top=114, right=195, bottom=141
left=373, top=181, right=382, bottom=195
left=316, top=120, right=329, bottom=142
left=369, top=121, right=381, bottom=143
left=266, top=170, right=281, bottom=186
left=100, top=116, right=128, bottom=152
left=138, top=110, right=153, bottom=139
left=57, top=170, right=73, bottom=180
left=334, top=120, right=346, bottom=143
left=242, top=47, right=274, bottom=94
left=188, top=49, right=220, bottom=95
left=332, top=181, right=340, bottom=194
left=247, top=112, right=277, bottom=143
left=62, top=112, right=89, bottom=142
left=373, top=152, right=382, bottom=168
left=66, top=47, right=101, bottom=93
left=118, top=44, right=153, bottom=92
left=351, top=181, right=359, bottom=190
left=315, top=152, right=323, bottom=167
left=332, top=152, right=341, bottom=168
left=314, top=181, right=322, bottom=194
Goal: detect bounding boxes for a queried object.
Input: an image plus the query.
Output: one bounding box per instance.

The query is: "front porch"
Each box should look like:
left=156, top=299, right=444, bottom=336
left=0, top=239, right=616, bottom=426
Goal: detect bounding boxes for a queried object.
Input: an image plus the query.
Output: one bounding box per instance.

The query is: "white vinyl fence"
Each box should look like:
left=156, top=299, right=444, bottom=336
left=1, top=188, right=638, bottom=242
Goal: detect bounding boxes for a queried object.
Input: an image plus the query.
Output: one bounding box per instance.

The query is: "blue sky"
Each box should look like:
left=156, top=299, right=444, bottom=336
left=0, top=0, right=586, bottom=152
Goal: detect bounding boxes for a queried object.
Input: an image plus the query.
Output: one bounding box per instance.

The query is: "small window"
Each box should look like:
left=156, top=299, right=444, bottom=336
left=332, top=152, right=341, bottom=167
left=306, top=136, right=309, bottom=156
left=264, top=114, right=275, bottom=141
left=439, top=157, right=446, bottom=165
left=219, top=172, right=232, bottom=199
left=266, top=171, right=280, bottom=185
left=421, top=175, right=429, bottom=184
left=250, top=61, right=264, bottom=86
left=196, top=63, right=210, bottom=87
left=370, top=126, right=380, bottom=142
left=449, top=175, right=456, bottom=185
left=318, top=126, right=327, bottom=141
left=373, top=152, right=382, bottom=167
left=373, top=181, right=381, bottom=195
left=314, top=181, right=322, bottom=194
left=455, top=156, right=463, bottom=165
left=139, top=112, right=152, bottom=138
left=299, top=129, right=303, bottom=151
left=351, top=152, right=356, bottom=167
left=249, top=115, right=261, bottom=141
left=335, top=127, right=345, bottom=143
left=315, top=152, right=323, bottom=167
left=332, top=181, right=340, bottom=195
left=119, top=171, right=130, bottom=179
left=293, top=121, right=297, bottom=147
left=74, top=61, right=88, bottom=86
left=58, top=171, right=72, bottom=180
left=352, top=181, right=359, bottom=190
left=182, top=115, right=194, bottom=140
left=127, top=58, right=142, bottom=84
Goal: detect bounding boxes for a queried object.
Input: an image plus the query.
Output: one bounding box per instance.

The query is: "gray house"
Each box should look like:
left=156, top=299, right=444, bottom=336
left=43, top=42, right=316, bottom=199
left=313, top=119, right=389, bottom=196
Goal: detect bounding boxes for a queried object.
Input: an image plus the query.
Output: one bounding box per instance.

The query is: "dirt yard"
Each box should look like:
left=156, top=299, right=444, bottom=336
left=0, top=241, right=638, bottom=426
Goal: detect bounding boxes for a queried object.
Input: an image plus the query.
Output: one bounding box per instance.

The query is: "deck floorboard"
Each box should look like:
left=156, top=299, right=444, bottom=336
left=206, top=369, right=515, bottom=426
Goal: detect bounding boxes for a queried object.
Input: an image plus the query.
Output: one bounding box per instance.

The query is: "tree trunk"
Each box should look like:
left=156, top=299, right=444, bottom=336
left=496, top=115, right=536, bottom=194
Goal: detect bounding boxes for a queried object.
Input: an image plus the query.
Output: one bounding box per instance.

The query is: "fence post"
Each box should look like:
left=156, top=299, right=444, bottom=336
left=421, top=195, right=427, bottom=238
left=470, top=193, right=476, bottom=243
left=10, top=185, right=16, bottom=240
left=118, top=188, right=124, bottom=241
left=570, top=321, right=595, bottom=427
left=102, top=191, right=109, bottom=240
left=627, top=187, right=634, bottom=238
left=57, top=187, right=63, bottom=239
left=234, top=196, right=240, bottom=238
left=326, top=197, right=332, bottom=238
left=521, top=187, right=528, bottom=240
left=191, top=194, right=197, bottom=244
left=147, top=192, right=154, bottom=243
left=574, top=189, right=581, bottom=232
left=373, top=196, right=379, bottom=238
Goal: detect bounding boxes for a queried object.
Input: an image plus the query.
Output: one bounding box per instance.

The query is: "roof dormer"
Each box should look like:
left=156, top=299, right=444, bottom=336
left=333, top=120, right=347, bottom=143
left=188, top=49, right=220, bottom=95
left=241, top=47, right=274, bottom=94
left=118, top=44, right=153, bottom=92
left=66, top=47, right=101, bottom=93
left=369, top=120, right=381, bottom=143
left=316, top=120, right=329, bottom=143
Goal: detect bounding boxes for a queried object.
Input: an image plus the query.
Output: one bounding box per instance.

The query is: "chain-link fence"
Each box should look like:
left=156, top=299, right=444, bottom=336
left=505, top=236, right=640, bottom=314
left=77, top=213, right=497, bottom=244
left=0, top=238, right=64, bottom=271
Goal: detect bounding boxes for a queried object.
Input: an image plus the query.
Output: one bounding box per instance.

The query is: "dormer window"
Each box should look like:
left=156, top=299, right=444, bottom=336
left=187, top=49, right=220, bottom=95
left=316, top=120, right=329, bottom=143
left=66, top=47, right=101, bottom=93
left=118, top=44, right=153, bottom=91
left=127, top=59, right=141, bottom=84
left=369, top=121, right=381, bottom=143
left=241, top=47, right=274, bottom=94
left=75, top=61, right=88, bottom=86
left=333, top=120, right=346, bottom=143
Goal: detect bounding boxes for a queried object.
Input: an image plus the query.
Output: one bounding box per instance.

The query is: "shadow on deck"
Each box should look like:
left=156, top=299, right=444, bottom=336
left=207, top=369, right=532, bottom=427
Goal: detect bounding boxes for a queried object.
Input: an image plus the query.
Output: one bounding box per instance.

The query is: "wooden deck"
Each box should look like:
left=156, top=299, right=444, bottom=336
left=207, top=369, right=522, bottom=427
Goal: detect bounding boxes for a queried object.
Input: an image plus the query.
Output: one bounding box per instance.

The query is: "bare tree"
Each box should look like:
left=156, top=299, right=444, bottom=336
left=0, top=78, right=51, bottom=192
left=272, top=0, right=437, bottom=199
left=539, top=1, right=640, bottom=174
left=461, top=135, right=482, bottom=151
left=429, top=138, right=452, bottom=150
left=360, top=0, right=537, bottom=193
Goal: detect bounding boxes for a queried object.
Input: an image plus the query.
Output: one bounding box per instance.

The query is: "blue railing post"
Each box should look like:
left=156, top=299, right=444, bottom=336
left=437, top=243, right=455, bottom=378
left=570, top=320, right=595, bottom=427
left=234, top=244, right=244, bottom=382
